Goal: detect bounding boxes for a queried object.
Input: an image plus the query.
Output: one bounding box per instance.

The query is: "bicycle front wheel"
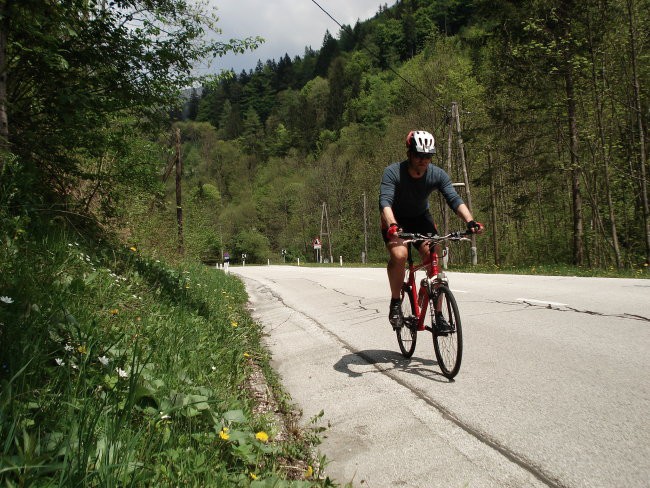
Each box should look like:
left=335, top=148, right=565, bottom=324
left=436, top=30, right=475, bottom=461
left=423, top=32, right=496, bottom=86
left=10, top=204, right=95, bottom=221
left=431, top=285, right=463, bottom=379
left=397, top=284, right=417, bottom=358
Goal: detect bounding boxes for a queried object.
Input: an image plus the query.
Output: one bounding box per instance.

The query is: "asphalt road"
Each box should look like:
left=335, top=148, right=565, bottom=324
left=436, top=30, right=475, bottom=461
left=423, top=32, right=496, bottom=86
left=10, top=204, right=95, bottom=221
left=231, top=265, right=650, bottom=488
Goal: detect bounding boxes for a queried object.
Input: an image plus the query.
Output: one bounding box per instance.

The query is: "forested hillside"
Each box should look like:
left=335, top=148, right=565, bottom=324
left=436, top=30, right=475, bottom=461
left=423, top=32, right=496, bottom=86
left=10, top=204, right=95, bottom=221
left=155, top=0, right=650, bottom=270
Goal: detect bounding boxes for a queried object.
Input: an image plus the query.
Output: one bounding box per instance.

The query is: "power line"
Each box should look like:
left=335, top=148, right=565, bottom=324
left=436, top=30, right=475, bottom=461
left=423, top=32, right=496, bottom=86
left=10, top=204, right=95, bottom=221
left=309, top=0, right=449, bottom=113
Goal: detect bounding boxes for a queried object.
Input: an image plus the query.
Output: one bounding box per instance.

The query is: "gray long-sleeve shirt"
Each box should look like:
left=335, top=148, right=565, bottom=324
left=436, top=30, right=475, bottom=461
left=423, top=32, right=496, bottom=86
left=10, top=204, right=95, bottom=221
left=379, top=160, right=464, bottom=221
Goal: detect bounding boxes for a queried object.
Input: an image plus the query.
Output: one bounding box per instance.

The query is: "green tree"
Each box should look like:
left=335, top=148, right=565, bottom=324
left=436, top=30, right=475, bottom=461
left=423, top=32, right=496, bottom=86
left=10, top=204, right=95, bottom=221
left=232, top=229, right=270, bottom=263
left=0, top=0, right=261, bottom=195
left=314, top=31, right=340, bottom=77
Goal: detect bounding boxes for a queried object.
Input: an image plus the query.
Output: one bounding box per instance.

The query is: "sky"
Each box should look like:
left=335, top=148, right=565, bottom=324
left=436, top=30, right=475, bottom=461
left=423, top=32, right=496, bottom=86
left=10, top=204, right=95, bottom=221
left=200, top=0, right=391, bottom=74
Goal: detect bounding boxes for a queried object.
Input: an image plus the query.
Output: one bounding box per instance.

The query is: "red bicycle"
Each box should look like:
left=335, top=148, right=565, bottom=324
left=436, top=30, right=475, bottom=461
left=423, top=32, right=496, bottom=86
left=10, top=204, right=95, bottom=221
left=396, top=231, right=472, bottom=379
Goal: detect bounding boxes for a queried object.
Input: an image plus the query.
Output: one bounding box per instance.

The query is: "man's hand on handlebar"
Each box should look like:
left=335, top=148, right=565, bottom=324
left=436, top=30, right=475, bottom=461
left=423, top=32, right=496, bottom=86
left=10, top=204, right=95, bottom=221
left=466, top=220, right=484, bottom=234
left=387, top=223, right=401, bottom=239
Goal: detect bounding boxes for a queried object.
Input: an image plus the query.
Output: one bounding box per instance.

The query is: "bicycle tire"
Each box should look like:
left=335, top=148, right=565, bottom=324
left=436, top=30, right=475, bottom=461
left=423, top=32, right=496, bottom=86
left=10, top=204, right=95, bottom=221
left=431, top=285, right=463, bottom=379
left=397, top=284, right=417, bottom=358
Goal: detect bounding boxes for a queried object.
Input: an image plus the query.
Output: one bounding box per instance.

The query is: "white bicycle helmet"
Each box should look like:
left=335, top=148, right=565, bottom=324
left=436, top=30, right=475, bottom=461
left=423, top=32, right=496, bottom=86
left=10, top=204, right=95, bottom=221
left=406, top=130, right=436, bottom=154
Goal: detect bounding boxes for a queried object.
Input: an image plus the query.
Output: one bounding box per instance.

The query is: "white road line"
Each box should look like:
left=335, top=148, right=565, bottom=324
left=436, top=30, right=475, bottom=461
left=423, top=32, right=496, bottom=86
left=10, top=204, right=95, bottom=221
left=517, top=298, right=567, bottom=307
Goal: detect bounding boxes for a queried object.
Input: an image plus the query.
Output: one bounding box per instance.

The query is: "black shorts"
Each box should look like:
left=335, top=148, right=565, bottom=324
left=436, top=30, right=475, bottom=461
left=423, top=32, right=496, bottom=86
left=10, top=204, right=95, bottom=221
left=381, top=211, right=438, bottom=245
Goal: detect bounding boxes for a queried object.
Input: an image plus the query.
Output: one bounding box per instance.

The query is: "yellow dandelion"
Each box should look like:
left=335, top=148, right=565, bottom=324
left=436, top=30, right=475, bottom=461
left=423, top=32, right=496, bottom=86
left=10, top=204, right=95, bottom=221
left=219, top=428, right=230, bottom=441
left=231, top=321, right=238, bottom=328
left=110, top=309, right=119, bottom=316
left=77, top=345, right=88, bottom=354
left=305, top=465, right=313, bottom=478
left=255, top=431, right=269, bottom=443
left=243, top=352, right=251, bottom=358
left=129, top=246, right=137, bottom=252
left=249, top=473, right=258, bottom=480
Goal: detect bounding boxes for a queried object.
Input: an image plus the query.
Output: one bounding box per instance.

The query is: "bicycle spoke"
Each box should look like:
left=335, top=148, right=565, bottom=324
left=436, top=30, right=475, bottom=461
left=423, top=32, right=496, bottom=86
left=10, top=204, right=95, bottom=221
left=432, top=285, right=463, bottom=379
left=397, top=285, right=417, bottom=358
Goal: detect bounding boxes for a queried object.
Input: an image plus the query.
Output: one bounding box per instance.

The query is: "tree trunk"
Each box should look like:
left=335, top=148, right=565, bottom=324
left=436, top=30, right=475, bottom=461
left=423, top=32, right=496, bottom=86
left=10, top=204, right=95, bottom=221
left=596, top=65, right=623, bottom=267
left=585, top=8, right=623, bottom=268
left=175, top=128, right=184, bottom=255
left=488, top=149, right=499, bottom=265
left=627, top=0, right=650, bottom=265
left=0, top=1, right=10, bottom=172
left=565, top=57, right=584, bottom=266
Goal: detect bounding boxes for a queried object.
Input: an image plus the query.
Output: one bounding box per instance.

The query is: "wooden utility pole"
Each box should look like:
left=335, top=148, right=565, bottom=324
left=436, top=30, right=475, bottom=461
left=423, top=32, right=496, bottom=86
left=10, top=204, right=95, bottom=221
left=174, top=128, right=184, bottom=255
left=320, top=202, right=333, bottom=263
left=452, top=102, right=477, bottom=265
left=444, top=108, right=454, bottom=236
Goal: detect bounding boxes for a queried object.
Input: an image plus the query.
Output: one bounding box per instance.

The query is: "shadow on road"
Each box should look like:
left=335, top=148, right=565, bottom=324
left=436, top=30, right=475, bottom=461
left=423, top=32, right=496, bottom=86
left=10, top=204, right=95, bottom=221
left=333, top=349, right=449, bottom=382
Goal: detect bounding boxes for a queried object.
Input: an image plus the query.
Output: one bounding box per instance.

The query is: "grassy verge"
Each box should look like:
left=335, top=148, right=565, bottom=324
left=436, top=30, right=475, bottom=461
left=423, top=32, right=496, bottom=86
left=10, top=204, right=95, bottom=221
left=263, top=261, right=649, bottom=278
left=0, top=222, right=333, bottom=487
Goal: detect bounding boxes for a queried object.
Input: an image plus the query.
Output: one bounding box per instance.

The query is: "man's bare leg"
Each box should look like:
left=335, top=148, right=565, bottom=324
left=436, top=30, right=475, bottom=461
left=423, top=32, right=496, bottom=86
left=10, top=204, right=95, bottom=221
left=386, top=240, right=408, bottom=299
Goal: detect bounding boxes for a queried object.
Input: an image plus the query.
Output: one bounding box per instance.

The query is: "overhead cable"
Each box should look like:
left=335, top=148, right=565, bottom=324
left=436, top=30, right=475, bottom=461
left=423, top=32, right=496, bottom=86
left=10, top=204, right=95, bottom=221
left=309, top=0, right=449, bottom=113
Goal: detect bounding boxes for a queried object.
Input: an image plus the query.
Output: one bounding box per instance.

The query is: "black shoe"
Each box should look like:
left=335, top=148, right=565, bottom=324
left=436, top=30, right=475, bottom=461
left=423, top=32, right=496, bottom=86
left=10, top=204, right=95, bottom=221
left=389, top=299, right=403, bottom=330
left=435, top=313, right=452, bottom=336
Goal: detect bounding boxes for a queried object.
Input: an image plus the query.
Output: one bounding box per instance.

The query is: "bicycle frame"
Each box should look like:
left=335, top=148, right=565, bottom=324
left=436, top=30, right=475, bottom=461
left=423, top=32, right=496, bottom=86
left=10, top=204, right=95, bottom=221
left=404, top=241, right=445, bottom=332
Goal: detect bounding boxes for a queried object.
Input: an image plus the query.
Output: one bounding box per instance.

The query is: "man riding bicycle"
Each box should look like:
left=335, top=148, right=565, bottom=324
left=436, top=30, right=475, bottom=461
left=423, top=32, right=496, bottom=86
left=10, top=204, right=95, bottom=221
left=379, top=130, right=484, bottom=330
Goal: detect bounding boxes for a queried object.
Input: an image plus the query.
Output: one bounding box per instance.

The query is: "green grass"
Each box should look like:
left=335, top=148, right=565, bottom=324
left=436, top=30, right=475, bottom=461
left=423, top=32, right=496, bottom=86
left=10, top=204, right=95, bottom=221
left=0, top=222, right=334, bottom=487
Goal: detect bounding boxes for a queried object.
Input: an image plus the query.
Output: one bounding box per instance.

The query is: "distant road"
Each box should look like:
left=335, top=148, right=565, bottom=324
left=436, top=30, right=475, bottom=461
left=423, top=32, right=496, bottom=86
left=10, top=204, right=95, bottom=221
left=232, top=266, right=650, bottom=488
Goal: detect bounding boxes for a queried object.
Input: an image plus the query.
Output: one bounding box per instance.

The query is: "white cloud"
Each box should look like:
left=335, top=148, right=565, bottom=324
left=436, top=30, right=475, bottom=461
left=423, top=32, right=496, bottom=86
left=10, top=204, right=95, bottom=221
left=199, top=0, right=391, bottom=74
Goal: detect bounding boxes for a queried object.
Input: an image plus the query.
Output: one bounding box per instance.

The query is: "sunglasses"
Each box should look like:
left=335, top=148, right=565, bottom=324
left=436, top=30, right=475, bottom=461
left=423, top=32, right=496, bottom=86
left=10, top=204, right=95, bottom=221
left=414, top=152, right=433, bottom=159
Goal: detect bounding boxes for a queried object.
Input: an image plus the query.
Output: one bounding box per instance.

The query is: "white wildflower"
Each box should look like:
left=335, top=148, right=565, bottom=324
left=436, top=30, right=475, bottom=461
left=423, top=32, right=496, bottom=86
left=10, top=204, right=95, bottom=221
left=160, top=413, right=171, bottom=420
left=116, top=367, right=128, bottom=378
left=64, top=344, right=74, bottom=352
left=0, top=296, right=14, bottom=304
left=55, top=358, right=65, bottom=366
left=98, top=355, right=110, bottom=366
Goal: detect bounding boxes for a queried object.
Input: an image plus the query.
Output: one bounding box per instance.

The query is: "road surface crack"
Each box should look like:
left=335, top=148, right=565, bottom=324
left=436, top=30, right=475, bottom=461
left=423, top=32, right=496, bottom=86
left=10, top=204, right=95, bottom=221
left=508, top=299, right=650, bottom=323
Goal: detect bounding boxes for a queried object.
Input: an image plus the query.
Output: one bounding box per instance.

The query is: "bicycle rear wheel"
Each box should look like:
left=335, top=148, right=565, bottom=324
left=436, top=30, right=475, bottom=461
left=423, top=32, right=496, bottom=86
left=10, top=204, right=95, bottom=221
left=431, top=285, right=463, bottom=379
left=397, top=284, right=417, bottom=358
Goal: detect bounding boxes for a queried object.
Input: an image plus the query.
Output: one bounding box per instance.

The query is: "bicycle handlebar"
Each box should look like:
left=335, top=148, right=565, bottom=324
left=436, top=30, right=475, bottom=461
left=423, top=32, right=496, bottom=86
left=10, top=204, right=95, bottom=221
left=397, top=231, right=473, bottom=243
